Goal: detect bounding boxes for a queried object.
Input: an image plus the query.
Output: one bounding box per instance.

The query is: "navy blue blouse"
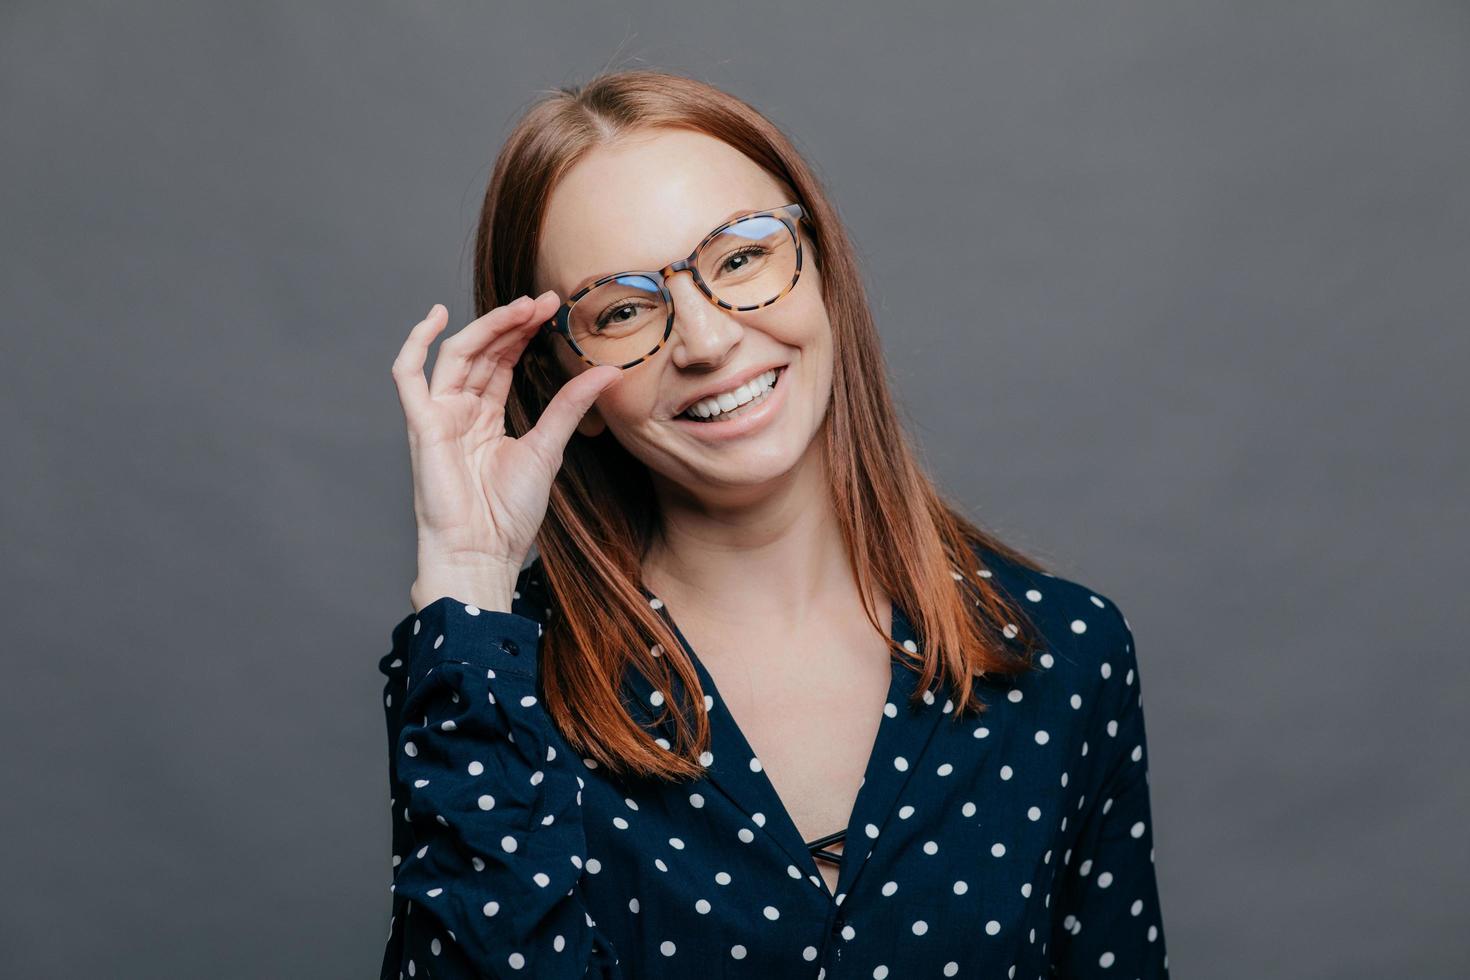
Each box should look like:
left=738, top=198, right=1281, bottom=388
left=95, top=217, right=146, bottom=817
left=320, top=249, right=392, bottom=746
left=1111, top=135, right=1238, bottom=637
left=377, top=544, right=1169, bottom=978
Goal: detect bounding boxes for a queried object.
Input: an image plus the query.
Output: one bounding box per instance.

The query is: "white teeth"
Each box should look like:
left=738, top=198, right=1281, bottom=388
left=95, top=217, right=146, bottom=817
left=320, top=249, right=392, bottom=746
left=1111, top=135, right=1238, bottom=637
left=682, top=368, right=780, bottom=420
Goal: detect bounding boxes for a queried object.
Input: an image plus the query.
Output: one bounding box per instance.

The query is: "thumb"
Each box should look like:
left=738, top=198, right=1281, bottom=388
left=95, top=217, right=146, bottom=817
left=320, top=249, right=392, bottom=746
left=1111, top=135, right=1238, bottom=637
left=521, top=365, right=623, bottom=466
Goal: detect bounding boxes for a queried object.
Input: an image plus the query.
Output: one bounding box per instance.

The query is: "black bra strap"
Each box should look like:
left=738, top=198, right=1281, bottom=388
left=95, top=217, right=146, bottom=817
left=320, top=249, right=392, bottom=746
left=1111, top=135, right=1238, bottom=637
left=804, top=828, right=846, bottom=866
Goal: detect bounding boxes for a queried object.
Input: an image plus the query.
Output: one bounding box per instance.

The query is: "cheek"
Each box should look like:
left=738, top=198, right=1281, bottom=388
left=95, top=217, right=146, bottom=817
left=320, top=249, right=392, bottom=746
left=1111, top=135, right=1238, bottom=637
left=593, top=374, right=661, bottom=428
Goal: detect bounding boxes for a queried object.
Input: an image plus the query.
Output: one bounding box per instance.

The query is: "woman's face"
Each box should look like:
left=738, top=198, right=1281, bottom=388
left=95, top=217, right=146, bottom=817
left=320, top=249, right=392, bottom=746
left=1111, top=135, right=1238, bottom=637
left=533, top=128, right=834, bottom=504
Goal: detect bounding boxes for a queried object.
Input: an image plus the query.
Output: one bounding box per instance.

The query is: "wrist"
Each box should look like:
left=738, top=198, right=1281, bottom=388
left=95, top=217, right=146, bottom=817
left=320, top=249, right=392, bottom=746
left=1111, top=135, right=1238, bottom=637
left=411, top=561, right=520, bottom=615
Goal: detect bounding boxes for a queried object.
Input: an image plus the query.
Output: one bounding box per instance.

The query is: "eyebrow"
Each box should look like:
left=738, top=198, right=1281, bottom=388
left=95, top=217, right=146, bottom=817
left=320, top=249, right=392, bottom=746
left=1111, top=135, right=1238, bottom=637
left=563, top=206, right=765, bottom=298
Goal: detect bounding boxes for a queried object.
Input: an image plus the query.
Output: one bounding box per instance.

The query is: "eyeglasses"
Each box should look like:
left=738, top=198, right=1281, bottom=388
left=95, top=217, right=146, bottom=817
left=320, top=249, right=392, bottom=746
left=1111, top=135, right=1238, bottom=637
left=538, top=202, right=809, bottom=369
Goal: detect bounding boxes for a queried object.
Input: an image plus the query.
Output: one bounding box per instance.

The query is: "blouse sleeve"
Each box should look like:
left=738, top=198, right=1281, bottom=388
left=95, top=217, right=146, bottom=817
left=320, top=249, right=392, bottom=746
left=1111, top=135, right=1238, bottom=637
left=376, top=592, right=624, bottom=979
left=1049, top=602, right=1170, bottom=978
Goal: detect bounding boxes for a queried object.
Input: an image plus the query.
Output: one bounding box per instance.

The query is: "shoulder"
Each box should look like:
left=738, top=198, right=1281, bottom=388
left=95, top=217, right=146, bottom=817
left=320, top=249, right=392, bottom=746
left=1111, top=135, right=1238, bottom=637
left=967, top=539, right=1138, bottom=699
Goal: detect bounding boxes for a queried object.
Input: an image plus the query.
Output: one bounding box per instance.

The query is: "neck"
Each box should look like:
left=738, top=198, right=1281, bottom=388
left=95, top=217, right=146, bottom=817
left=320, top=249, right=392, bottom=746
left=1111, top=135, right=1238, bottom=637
left=641, top=434, right=854, bottom=632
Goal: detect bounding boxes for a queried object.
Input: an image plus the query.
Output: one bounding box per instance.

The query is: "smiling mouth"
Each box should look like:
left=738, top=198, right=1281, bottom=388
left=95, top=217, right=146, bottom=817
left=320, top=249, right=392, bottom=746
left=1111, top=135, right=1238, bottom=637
left=676, top=366, right=786, bottom=422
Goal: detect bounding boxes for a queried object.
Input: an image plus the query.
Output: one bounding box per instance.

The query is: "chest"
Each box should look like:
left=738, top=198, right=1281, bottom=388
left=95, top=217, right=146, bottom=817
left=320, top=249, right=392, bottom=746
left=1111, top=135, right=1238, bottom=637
left=696, top=624, right=895, bottom=895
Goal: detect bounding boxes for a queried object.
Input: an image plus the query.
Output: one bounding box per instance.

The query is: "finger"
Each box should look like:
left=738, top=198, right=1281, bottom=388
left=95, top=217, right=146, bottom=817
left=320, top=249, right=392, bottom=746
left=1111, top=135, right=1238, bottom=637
left=462, top=348, right=496, bottom=397
left=390, top=304, right=450, bottom=422
left=465, top=289, right=562, bottom=399
left=428, top=293, right=548, bottom=398
left=520, top=364, right=624, bottom=467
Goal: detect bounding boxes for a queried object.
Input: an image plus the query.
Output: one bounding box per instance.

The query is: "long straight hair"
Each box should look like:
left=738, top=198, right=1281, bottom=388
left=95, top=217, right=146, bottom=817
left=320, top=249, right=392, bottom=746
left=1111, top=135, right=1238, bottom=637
left=473, top=68, right=1050, bottom=782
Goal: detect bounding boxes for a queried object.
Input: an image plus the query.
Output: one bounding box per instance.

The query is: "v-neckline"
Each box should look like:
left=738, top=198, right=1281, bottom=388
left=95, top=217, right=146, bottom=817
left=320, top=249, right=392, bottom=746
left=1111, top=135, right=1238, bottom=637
left=629, top=584, right=952, bottom=907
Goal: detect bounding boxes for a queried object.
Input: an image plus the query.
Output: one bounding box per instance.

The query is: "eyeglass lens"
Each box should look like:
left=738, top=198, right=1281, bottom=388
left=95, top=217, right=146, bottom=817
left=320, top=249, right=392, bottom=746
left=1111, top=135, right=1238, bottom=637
left=566, top=214, right=798, bottom=365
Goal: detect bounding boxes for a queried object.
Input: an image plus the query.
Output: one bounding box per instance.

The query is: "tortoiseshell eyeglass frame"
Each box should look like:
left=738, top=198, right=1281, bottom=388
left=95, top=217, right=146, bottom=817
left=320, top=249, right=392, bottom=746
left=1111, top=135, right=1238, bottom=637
left=537, top=202, right=811, bottom=370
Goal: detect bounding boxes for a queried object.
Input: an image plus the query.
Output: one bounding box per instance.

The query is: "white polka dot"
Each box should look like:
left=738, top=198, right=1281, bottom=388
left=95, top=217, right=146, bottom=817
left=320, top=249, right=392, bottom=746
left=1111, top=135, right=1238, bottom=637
left=974, top=726, right=990, bottom=738
left=1101, top=661, right=1112, bottom=679
left=1025, top=589, right=1042, bottom=601
left=999, top=765, right=1013, bottom=780
left=508, top=952, right=524, bottom=969
left=1099, top=951, right=1115, bottom=968
left=501, top=835, right=517, bottom=853
left=991, top=842, right=1006, bottom=857
left=985, top=919, right=1001, bottom=935
left=1131, top=899, right=1144, bottom=916
left=944, top=963, right=959, bottom=976
left=1035, top=730, right=1049, bottom=745
left=1027, top=806, right=1041, bottom=821
left=953, top=880, right=968, bottom=894
left=894, top=756, right=909, bottom=771
left=1097, top=871, right=1114, bottom=888
left=1071, top=619, right=1087, bottom=634
left=731, top=945, right=747, bottom=959
left=875, top=966, right=889, bottom=979
left=763, top=905, right=780, bottom=920
left=1007, top=689, right=1023, bottom=703
left=749, top=757, right=762, bottom=772
left=912, top=919, right=929, bottom=935
left=803, top=946, right=817, bottom=961
left=882, top=880, right=898, bottom=896
left=478, top=794, right=495, bottom=810
left=1131, top=820, right=1146, bottom=837
left=483, top=901, right=499, bottom=916
left=467, top=761, right=484, bottom=776
left=1070, top=694, right=1083, bottom=709
left=660, top=940, right=676, bottom=956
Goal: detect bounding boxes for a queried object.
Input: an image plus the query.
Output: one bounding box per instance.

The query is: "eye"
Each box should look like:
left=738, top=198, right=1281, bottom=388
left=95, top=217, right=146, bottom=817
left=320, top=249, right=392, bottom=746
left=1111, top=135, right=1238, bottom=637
left=716, top=245, right=769, bottom=275
left=594, top=301, right=652, bottom=332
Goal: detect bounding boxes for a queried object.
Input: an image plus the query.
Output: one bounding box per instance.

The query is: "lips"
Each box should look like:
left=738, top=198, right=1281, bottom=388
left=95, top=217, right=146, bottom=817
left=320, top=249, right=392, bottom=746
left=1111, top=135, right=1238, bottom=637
left=672, top=363, right=789, bottom=418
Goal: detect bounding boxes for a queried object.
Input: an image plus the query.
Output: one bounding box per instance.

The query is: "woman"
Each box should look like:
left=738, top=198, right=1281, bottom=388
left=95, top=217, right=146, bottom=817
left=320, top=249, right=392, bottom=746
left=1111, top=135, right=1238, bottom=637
left=381, top=68, right=1169, bottom=978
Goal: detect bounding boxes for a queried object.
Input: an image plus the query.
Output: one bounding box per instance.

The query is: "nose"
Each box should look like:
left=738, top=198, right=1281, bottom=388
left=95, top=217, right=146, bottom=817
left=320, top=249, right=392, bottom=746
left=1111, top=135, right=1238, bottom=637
left=664, top=271, right=742, bottom=369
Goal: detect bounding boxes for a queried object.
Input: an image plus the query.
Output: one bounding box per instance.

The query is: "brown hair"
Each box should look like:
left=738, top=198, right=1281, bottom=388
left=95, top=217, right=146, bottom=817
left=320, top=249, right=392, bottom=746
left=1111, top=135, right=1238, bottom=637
left=473, top=67, right=1051, bottom=782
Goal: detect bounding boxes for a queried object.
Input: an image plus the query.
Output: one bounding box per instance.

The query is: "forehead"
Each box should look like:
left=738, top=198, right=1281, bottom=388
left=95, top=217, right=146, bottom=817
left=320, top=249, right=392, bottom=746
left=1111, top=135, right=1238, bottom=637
left=536, top=129, right=789, bottom=296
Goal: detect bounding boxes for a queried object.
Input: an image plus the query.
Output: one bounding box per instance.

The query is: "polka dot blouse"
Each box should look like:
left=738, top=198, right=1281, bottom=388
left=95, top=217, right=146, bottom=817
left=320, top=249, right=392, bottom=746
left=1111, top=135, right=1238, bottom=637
left=377, top=544, right=1170, bottom=978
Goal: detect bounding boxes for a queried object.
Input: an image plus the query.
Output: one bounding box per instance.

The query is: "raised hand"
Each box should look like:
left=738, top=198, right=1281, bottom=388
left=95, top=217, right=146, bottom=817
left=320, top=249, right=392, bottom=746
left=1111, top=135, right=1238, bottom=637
left=390, top=291, right=622, bottom=612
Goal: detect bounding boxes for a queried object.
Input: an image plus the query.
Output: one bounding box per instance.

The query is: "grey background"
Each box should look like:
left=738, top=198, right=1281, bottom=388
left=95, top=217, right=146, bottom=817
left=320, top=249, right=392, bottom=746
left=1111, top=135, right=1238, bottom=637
left=2, top=2, right=1466, bottom=977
